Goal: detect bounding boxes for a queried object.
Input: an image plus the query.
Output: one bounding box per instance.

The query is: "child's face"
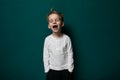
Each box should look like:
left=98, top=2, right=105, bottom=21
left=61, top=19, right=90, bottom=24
left=48, top=13, right=64, bottom=33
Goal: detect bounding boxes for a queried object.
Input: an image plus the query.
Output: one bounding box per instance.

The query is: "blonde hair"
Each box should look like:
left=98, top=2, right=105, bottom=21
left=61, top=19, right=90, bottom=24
left=47, top=8, right=64, bottom=22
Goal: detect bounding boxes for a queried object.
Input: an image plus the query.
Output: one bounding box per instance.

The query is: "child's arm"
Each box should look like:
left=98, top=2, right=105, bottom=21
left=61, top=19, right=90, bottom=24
left=43, top=38, right=50, bottom=73
left=67, top=37, right=74, bottom=73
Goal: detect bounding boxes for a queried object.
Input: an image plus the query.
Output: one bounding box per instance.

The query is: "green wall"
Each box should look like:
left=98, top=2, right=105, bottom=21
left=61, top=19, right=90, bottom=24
left=0, top=0, right=120, bottom=80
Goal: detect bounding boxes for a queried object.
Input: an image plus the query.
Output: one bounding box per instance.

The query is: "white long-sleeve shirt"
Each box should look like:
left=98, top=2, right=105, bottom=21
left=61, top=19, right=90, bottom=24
left=43, top=34, right=74, bottom=73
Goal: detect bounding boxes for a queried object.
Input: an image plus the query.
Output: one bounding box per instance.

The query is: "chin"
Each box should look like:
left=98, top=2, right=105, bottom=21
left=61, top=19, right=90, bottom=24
left=52, top=29, right=58, bottom=32
left=53, top=31, right=59, bottom=33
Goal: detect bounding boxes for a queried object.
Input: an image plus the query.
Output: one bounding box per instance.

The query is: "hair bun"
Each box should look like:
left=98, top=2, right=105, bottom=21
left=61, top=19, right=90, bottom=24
left=50, top=8, right=54, bottom=12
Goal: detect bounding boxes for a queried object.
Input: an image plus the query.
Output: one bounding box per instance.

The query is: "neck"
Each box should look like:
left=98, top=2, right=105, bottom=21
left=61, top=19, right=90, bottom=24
left=52, top=32, right=63, bottom=38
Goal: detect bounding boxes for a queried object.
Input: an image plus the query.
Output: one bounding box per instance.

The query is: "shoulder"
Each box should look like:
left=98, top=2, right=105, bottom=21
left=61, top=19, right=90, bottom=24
left=44, top=34, right=52, bottom=42
left=63, top=34, right=71, bottom=40
left=63, top=34, right=72, bottom=43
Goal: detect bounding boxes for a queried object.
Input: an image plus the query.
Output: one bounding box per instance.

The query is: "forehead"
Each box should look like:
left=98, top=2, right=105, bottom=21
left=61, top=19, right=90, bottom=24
left=48, top=13, right=60, bottom=20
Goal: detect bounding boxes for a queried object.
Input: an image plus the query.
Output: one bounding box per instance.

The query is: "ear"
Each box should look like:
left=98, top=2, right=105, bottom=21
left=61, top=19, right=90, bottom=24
left=61, top=22, right=64, bottom=27
left=48, top=26, right=51, bottom=29
left=48, top=24, right=51, bottom=29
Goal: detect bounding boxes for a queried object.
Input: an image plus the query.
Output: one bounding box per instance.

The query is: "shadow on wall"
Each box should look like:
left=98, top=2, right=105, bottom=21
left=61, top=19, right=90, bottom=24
left=62, top=25, right=120, bottom=80
left=62, top=25, right=76, bottom=80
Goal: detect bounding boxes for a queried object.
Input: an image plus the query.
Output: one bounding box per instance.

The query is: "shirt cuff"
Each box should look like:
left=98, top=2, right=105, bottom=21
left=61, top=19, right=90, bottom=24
left=68, top=68, right=73, bottom=73
left=45, top=68, right=50, bottom=73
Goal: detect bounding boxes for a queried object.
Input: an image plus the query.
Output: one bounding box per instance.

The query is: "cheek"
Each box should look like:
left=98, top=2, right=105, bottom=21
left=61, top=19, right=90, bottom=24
left=57, top=22, right=62, bottom=25
left=48, top=23, right=52, bottom=27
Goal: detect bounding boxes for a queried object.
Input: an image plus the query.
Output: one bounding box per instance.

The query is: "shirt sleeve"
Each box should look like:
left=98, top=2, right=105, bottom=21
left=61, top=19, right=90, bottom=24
left=43, top=38, right=50, bottom=73
left=67, top=37, right=74, bottom=72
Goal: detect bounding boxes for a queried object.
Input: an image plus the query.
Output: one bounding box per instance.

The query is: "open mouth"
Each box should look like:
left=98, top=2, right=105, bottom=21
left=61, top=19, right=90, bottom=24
left=53, top=25, right=58, bottom=28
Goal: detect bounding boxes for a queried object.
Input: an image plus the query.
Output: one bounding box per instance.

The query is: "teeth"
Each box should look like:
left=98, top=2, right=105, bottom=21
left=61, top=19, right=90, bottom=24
left=53, top=25, right=57, bottom=28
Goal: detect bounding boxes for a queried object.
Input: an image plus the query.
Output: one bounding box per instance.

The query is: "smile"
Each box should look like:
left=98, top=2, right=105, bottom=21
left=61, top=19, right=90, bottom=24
left=53, top=25, right=58, bottom=28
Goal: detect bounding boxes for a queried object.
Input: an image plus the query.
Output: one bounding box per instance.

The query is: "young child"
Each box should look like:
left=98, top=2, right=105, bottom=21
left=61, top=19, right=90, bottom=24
left=43, top=8, right=74, bottom=80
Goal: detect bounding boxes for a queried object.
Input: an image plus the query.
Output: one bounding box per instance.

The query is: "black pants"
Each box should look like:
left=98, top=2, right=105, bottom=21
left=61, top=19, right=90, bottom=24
left=46, top=69, right=71, bottom=80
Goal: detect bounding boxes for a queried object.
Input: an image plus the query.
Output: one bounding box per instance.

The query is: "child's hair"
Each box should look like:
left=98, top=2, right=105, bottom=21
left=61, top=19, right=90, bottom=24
left=47, top=8, right=64, bottom=22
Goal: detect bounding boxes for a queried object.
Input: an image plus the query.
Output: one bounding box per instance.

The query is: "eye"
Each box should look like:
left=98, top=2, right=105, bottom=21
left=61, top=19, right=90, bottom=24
left=55, top=19, right=60, bottom=22
left=49, top=20, right=53, bottom=23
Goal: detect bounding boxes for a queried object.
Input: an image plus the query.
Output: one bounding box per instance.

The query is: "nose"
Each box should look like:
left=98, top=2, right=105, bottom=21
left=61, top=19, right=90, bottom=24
left=53, top=20, right=56, bottom=24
